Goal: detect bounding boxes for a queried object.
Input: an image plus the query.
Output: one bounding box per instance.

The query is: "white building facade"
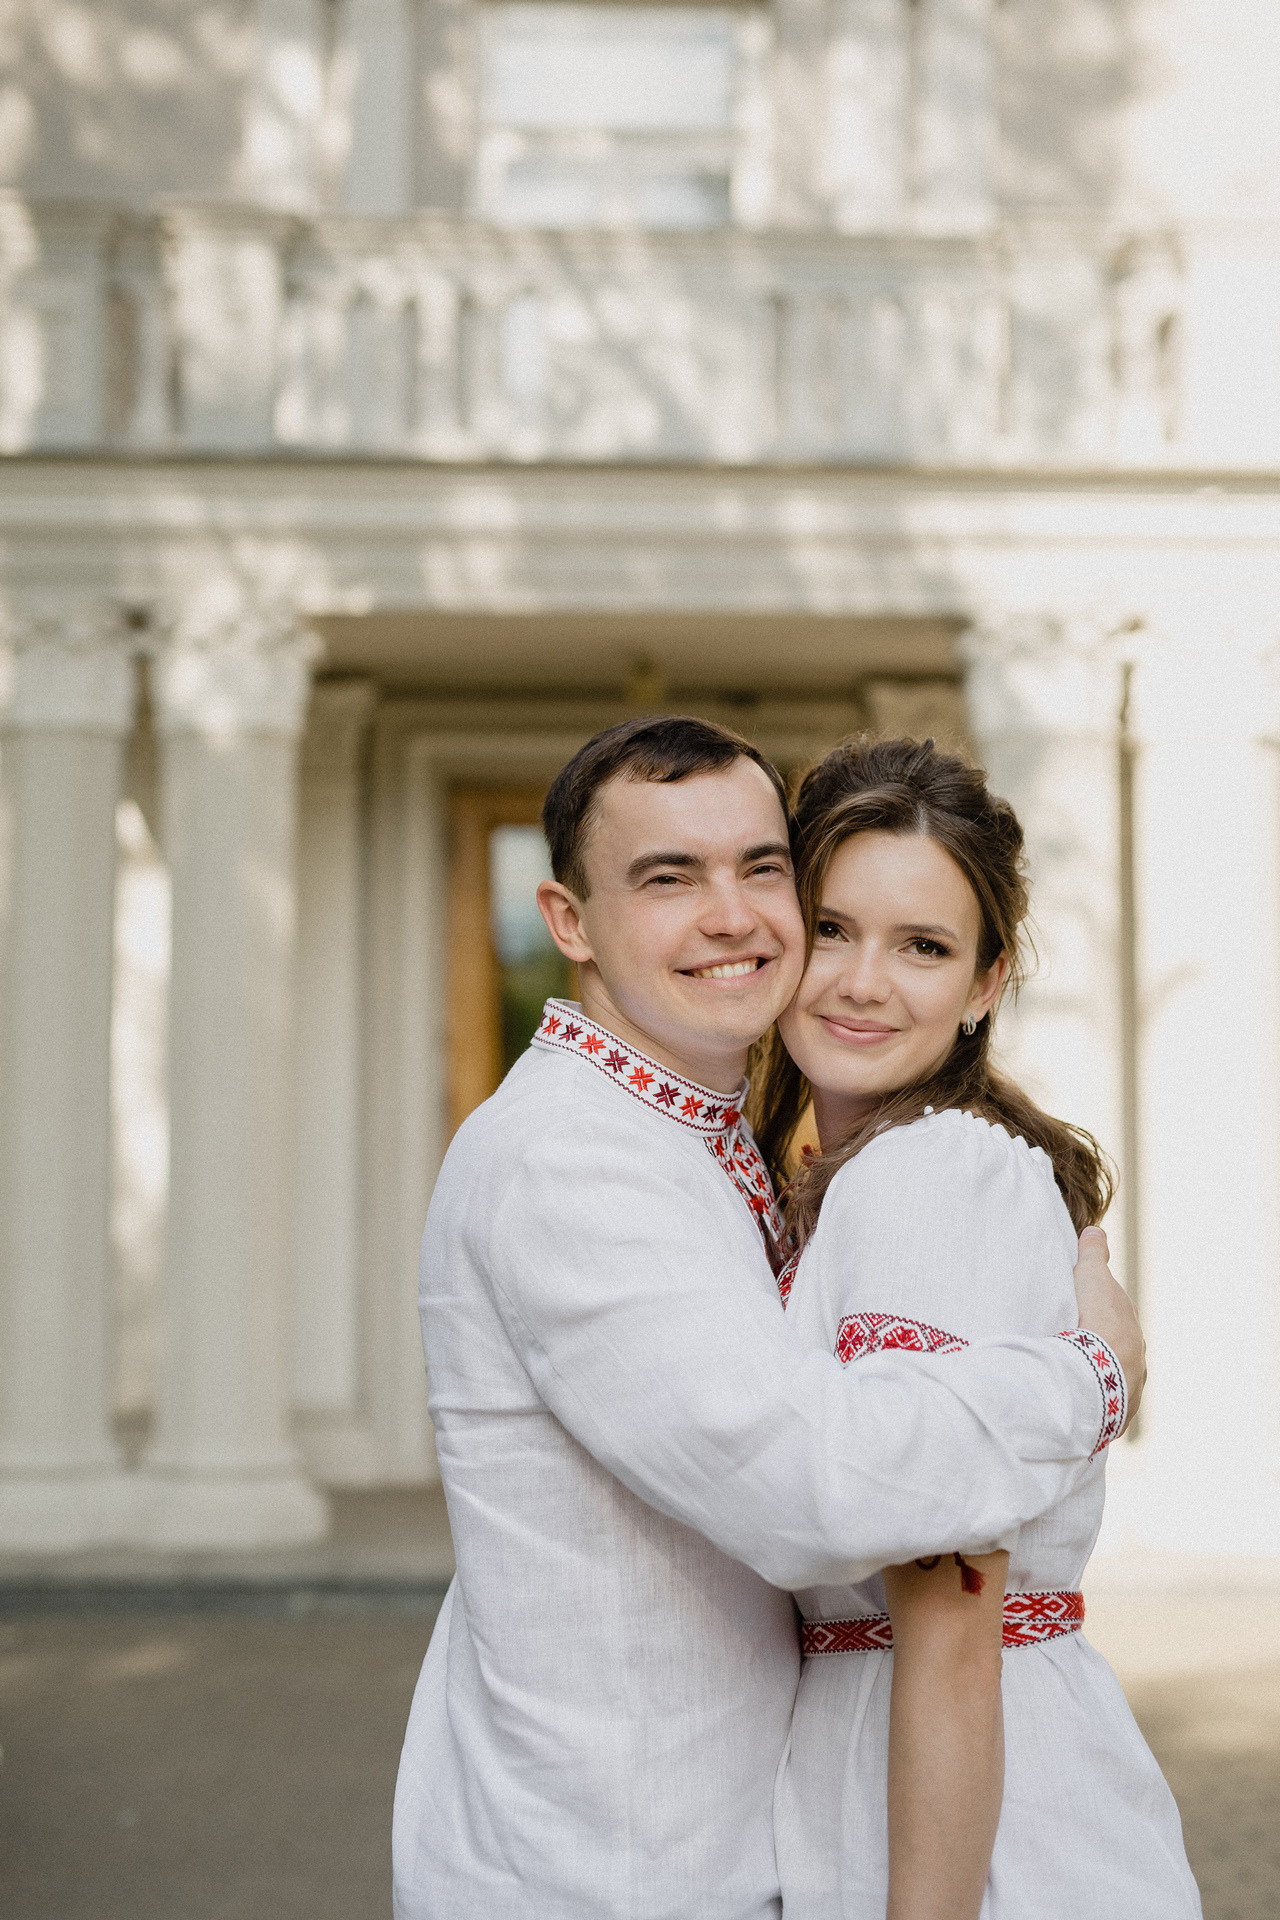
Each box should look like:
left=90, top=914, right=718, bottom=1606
left=1, top=0, right=1278, bottom=1557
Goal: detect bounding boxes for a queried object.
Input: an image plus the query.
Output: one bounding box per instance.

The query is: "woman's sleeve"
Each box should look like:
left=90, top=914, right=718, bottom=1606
left=810, top=1115, right=1081, bottom=1351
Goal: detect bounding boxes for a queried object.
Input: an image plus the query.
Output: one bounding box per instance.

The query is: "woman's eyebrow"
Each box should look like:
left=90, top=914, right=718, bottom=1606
left=893, top=921, right=959, bottom=941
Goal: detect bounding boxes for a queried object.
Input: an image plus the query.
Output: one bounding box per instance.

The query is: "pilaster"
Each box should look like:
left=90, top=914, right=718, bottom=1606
left=822, top=0, right=910, bottom=233
left=961, top=612, right=1128, bottom=1213
left=1117, top=618, right=1280, bottom=1552
left=911, top=0, right=996, bottom=234
left=0, top=604, right=138, bottom=1548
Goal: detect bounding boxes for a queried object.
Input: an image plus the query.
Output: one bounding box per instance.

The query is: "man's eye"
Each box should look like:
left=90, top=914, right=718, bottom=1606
left=748, top=861, right=788, bottom=879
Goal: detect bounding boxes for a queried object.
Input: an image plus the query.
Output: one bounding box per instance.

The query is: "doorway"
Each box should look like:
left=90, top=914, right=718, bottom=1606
left=447, top=785, right=574, bottom=1134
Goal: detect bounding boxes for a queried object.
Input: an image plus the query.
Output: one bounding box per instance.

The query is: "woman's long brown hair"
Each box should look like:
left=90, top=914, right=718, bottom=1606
left=751, top=736, right=1115, bottom=1241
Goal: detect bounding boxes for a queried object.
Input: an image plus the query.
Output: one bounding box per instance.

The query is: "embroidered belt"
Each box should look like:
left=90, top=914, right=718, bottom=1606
left=801, top=1589, right=1085, bottom=1657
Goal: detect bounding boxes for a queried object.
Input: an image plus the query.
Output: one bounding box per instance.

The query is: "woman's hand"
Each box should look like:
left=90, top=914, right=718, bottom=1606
left=883, top=1548, right=1008, bottom=1920
left=1073, top=1226, right=1146, bottom=1428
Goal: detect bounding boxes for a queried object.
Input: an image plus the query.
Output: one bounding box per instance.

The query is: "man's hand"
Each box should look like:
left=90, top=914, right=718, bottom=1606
left=1072, top=1226, right=1145, bottom=1431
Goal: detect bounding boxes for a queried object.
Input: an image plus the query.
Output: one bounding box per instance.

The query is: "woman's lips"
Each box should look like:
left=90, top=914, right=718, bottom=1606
left=817, top=1016, right=899, bottom=1046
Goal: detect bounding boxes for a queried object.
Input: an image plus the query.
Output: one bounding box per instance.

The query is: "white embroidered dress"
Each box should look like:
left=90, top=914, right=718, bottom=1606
left=393, top=1007, right=1128, bottom=1920
left=777, top=1108, right=1201, bottom=1919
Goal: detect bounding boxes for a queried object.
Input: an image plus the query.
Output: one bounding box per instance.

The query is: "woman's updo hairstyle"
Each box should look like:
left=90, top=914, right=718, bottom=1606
left=751, top=735, right=1114, bottom=1241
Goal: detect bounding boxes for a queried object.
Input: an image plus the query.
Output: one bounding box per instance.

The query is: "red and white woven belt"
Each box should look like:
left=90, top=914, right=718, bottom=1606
left=801, top=1589, right=1085, bottom=1657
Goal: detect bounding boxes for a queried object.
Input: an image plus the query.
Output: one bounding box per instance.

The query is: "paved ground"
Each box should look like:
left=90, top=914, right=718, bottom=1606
left=1, top=1534, right=1277, bottom=1918
left=0, top=1608, right=433, bottom=1920
left=1130, top=1665, right=1280, bottom=1920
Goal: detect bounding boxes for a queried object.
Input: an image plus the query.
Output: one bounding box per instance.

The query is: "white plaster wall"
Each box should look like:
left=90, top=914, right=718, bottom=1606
left=0, top=2, right=248, bottom=203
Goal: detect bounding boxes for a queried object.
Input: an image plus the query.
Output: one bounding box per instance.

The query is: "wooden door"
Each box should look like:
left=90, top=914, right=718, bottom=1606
left=447, top=786, right=573, bottom=1135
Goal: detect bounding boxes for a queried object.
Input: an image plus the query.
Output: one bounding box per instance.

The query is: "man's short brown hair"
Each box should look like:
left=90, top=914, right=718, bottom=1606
left=542, top=715, right=791, bottom=899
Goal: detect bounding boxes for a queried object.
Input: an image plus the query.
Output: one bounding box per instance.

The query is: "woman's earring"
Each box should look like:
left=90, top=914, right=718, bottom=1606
left=962, top=1014, right=977, bottom=1036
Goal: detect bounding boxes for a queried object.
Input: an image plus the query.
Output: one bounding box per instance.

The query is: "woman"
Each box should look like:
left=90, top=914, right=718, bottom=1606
left=756, top=737, right=1200, bottom=1920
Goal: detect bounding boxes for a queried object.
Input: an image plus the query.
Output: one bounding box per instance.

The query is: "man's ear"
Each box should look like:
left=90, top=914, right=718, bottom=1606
left=537, top=879, right=596, bottom=965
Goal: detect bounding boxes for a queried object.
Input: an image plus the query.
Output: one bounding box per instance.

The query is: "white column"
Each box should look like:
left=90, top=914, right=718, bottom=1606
left=142, top=618, right=327, bottom=1547
left=292, top=678, right=379, bottom=1483
left=1124, top=622, right=1280, bottom=1553
left=961, top=616, right=1127, bottom=1202
left=0, top=611, right=137, bottom=1548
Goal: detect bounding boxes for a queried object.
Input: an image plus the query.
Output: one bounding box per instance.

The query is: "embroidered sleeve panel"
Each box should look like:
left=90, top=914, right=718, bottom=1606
left=1054, top=1328, right=1127, bottom=1455
left=834, top=1311, right=969, bottom=1365
left=834, top=1316, right=1125, bottom=1457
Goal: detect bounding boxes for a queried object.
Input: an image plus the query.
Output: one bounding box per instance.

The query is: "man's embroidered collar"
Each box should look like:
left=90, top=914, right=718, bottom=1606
left=531, top=1000, right=749, bottom=1137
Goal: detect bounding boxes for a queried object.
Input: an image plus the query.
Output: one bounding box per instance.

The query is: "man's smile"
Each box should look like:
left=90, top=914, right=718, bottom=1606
left=682, top=957, right=770, bottom=981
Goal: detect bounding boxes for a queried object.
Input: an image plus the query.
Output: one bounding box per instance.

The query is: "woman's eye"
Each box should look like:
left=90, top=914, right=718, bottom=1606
left=908, top=938, right=949, bottom=958
left=815, top=920, right=843, bottom=940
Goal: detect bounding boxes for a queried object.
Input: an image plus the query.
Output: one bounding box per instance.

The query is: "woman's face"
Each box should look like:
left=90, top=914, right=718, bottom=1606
left=776, top=830, right=1007, bottom=1145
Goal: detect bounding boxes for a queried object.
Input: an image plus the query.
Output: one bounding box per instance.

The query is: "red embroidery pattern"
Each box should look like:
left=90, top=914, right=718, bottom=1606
left=1001, top=1588, right=1087, bottom=1647
left=835, top=1311, right=969, bottom=1366
left=1055, top=1328, right=1127, bottom=1456
left=532, top=1000, right=786, bottom=1271
left=803, top=1614, right=895, bottom=1655
left=834, top=1316, right=1125, bottom=1460
left=776, top=1248, right=801, bottom=1306
left=708, top=1126, right=787, bottom=1274
left=801, top=1590, right=1085, bottom=1658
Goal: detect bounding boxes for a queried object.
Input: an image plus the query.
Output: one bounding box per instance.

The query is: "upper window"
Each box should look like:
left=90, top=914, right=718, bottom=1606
left=476, top=4, right=759, bottom=228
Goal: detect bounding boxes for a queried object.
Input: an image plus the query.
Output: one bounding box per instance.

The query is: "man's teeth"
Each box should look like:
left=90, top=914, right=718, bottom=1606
left=690, top=960, right=761, bottom=980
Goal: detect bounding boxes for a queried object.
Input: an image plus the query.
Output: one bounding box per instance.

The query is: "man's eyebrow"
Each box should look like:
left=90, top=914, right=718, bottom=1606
left=625, top=849, right=705, bottom=881
left=624, top=841, right=792, bottom=882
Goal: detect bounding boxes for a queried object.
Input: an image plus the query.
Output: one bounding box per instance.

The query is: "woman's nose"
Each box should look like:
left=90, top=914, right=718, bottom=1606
left=838, top=946, right=890, bottom=1003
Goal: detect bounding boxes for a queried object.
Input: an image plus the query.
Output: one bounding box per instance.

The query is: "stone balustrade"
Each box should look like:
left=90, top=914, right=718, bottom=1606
left=0, top=198, right=1192, bottom=468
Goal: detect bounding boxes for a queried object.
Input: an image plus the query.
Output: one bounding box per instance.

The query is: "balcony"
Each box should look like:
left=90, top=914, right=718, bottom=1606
left=0, top=198, right=1185, bottom=469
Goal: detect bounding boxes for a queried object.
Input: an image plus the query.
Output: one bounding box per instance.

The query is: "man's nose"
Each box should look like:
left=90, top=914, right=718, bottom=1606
left=699, top=878, right=759, bottom=939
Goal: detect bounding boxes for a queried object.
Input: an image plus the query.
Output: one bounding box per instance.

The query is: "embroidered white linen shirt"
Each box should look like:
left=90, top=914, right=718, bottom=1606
left=392, top=1003, right=1122, bottom=1920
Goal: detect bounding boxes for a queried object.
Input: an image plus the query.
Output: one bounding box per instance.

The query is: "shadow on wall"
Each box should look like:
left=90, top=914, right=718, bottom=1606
left=0, top=2, right=248, bottom=203
left=996, top=0, right=1152, bottom=211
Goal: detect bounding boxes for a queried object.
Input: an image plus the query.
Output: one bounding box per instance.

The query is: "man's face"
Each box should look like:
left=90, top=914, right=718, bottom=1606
left=538, top=759, right=807, bottom=1090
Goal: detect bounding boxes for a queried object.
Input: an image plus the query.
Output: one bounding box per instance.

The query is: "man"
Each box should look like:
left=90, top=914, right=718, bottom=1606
left=393, top=716, right=1142, bottom=1920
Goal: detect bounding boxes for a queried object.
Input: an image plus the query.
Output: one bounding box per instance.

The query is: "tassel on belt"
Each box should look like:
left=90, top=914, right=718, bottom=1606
left=801, top=1589, right=1085, bottom=1657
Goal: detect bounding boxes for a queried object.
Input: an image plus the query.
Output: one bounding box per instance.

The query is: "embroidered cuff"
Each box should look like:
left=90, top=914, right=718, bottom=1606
left=1055, top=1329, right=1127, bottom=1456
